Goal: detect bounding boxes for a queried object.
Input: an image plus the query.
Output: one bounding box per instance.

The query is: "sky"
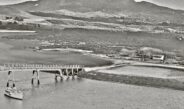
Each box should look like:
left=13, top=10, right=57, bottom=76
left=135, top=0, right=184, bottom=10
left=0, top=0, right=184, bottom=10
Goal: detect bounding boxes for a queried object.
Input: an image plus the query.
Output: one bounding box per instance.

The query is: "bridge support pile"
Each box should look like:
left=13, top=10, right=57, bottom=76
left=4, top=64, right=85, bottom=85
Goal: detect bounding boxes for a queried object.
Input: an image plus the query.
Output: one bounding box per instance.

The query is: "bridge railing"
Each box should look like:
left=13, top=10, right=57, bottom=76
left=2, top=64, right=84, bottom=70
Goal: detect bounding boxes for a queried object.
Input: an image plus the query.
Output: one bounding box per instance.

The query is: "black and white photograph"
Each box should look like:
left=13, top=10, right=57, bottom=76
left=0, top=0, right=184, bottom=109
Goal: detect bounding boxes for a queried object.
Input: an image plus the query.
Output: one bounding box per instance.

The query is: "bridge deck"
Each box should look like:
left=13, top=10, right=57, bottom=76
left=2, top=64, right=84, bottom=71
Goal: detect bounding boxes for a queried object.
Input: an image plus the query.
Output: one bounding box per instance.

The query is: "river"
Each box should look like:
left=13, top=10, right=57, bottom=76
left=1, top=33, right=184, bottom=109
left=1, top=70, right=184, bottom=109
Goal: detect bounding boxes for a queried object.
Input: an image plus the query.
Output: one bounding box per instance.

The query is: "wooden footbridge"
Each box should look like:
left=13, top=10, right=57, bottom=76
left=2, top=63, right=85, bottom=85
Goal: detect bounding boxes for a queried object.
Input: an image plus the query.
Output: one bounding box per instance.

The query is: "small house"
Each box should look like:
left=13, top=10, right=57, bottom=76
left=152, top=55, right=165, bottom=62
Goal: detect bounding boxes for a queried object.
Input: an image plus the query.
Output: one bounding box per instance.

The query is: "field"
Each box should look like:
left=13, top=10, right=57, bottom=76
left=80, top=65, right=184, bottom=90
left=0, top=32, right=112, bottom=66
left=1, top=27, right=184, bottom=66
left=2, top=28, right=184, bottom=54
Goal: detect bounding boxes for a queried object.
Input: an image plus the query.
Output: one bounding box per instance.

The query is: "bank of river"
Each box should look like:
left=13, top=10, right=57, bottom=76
left=80, top=63, right=184, bottom=91
left=41, top=48, right=93, bottom=53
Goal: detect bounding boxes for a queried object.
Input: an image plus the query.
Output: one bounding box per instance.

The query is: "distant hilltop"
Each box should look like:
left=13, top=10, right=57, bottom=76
left=0, top=0, right=182, bottom=24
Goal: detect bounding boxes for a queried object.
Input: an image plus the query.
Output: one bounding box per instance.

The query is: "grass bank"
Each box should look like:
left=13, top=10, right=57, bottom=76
left=79, top=71, right=184, bottom=91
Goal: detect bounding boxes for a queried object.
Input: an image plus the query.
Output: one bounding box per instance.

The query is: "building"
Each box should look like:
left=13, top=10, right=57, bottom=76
left=152, top=55, right=165, bottom=63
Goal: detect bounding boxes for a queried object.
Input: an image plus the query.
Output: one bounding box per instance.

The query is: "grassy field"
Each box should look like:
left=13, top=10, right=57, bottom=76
left=80, top=68, right=184, bottom=91
left=0, top=33, right=112, bottom=66
left=1, top=26, right=184, bottom=66
left=50, top=28, right=184, bottom=56
left=3, top=28, right=184, bottom=53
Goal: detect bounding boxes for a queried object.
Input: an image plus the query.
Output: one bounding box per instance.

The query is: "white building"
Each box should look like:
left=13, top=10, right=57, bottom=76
left=152, top=55, right=165, bottom=61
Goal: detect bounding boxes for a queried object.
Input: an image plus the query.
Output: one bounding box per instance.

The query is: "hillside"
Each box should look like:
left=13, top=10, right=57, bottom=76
left=6, top=0, right=184, bottom=24
left=1, top=0, right=184, bottom=33
left=0, top=0, right=184, bottom=36
left=0, top=0, right=184, bottom=60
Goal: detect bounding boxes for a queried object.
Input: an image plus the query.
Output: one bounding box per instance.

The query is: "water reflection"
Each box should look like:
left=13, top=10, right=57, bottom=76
left=3, top=95, right=23, bottom=109
left=1, top=68, right=184, bottom=109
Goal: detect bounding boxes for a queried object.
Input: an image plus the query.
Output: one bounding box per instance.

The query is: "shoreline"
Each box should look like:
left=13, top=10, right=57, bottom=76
left=79, top=71, right=184, bottom=91
left=35, top=47, right=184, bottom=72
left=78, top=54, right=184, bottom=91
left=41, top=48, right=93, bottom=53
left=2, top=45, right=184, bottom=91
left=131, top=62, right=184, bottom=71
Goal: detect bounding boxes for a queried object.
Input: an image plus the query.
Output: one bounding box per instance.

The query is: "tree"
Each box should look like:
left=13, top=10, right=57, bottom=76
left=14, top=16, right=24, bottom=21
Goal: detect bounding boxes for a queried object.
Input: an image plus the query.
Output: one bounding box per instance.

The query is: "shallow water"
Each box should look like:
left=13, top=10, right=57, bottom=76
left=1, top=70, right=184, bottom=109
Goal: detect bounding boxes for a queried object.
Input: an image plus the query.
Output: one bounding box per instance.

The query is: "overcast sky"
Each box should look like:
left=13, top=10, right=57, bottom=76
left=135, top=0, right=184, bottom=10
left=0, top=0, right=184, bottom=10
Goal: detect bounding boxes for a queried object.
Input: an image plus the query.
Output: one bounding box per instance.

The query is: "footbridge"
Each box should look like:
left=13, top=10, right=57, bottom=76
left=2, top=63, right=85, bottom=85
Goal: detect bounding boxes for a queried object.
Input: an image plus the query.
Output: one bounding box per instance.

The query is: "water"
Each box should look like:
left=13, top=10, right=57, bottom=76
left=1, top=70, right=184, bottom=109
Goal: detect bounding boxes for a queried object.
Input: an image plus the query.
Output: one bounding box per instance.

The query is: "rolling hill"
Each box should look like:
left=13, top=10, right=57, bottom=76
left=4, top=0, right=184, bottom=24
left=1, top=0, right=184, bottom=58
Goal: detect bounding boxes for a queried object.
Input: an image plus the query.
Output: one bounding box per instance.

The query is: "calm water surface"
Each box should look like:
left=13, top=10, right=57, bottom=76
left=1, top=70, right=184, bottom=109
